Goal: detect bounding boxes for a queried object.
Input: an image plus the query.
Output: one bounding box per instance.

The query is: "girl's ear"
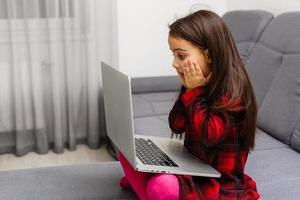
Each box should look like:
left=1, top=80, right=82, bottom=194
left=204, top=49, right=211, bottom=64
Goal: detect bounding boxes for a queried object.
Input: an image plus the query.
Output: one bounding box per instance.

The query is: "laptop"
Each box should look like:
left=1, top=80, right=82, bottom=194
left=101, top=61, right=220, bottom=177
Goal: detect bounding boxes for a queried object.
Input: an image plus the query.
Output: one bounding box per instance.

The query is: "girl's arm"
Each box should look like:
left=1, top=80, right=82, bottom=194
left=181, top=86, right=231, bottom=147
left=168, top=86, right=187, bottom=134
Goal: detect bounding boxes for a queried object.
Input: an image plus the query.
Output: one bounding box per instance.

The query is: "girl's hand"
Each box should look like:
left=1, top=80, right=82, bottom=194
left=184, top=59, right=212, bottom=90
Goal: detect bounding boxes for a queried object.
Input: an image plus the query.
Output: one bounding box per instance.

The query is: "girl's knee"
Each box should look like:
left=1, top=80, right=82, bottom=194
left=146, top=174, right=179, bottom=200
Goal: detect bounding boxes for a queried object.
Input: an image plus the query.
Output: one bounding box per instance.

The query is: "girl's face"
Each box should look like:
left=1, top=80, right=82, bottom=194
left=168, top=35, right=211, bottom=77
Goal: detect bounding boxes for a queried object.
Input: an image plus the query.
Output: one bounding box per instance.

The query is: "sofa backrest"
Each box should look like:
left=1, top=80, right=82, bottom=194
left=223, top=10, right=273, bottom=64
left=131, top=76, right=180, bottom=93
left=245, top=12, right=300, bottom=146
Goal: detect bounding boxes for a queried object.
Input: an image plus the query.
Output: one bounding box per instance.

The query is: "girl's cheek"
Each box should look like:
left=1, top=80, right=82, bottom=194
left=202, top=64, right=211, bottom=77
left=181, top=60, right=188, bottom=68
left=177, top=62, right=185, bottom=71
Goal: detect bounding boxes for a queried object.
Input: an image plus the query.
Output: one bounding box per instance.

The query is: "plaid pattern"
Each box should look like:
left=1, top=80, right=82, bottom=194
left=169, top=86, right=259, bottom=200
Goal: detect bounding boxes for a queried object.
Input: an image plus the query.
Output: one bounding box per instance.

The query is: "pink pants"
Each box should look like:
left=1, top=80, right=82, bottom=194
left=118, top=152, right=179, bottom=200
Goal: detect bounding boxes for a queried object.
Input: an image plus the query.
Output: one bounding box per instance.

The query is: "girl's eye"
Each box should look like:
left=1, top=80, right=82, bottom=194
left=178, top=55, right=185, bottom=61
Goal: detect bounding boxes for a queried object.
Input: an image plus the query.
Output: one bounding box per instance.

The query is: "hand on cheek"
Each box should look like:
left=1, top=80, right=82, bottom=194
left=184, top=59, right=212, bottom=90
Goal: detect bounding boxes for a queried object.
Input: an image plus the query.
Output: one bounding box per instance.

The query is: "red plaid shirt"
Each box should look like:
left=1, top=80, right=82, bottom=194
left=169, top=86, right=259, bottom=200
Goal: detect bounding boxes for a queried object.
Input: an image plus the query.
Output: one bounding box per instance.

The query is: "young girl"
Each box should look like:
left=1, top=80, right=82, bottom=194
left=118, top=10, right=259, bottom=200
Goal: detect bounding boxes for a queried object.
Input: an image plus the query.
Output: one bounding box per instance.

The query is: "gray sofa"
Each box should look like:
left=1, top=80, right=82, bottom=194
left=0, top=10, right=300, bottom=200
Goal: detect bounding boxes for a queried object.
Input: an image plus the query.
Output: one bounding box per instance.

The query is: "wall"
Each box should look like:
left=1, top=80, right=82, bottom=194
left=113, top=0, right=226, bottom=77
left=227, top=0, right=300, bottom=16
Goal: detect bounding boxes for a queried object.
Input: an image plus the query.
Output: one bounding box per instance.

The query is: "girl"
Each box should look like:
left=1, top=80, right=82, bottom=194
left=118, top=10, right=259, bottom=200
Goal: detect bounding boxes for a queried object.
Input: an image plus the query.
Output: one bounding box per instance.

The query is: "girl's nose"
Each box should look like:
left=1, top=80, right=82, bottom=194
left=172, top=60, right=179, bottom=69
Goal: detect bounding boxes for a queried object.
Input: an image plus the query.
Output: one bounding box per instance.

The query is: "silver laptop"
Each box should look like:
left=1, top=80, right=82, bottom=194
left=101, top=62, right=220, bottom=177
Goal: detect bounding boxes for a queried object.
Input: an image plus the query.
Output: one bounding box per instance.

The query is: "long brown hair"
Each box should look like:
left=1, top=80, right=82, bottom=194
left=169, top=10, right=257, bottom=151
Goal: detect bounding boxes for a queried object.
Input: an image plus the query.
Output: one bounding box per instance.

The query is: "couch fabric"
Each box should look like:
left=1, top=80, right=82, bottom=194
left=246, top=12, right=300, bottom=146
left=292, top=122, right=300, bottom=152
left=222, top=10, right=273, bottom=64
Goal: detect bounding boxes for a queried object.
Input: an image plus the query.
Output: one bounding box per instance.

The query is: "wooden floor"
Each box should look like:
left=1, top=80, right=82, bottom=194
left=0, top=144, right=115, bottom=172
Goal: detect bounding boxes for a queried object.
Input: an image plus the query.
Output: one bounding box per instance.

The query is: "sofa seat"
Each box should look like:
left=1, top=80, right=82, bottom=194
left=246, top=148, right=300, bottom=199
left=134, top=115, right=171, bottom=137
left=246, top=129, right=300, bottom=200
left=132, top=91, right=178, bottom=118
left=254, top=128, right=288, bottom=150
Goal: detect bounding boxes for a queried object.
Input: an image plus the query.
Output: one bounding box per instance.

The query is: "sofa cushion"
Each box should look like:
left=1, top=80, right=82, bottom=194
left=291, top=121, right=300, bottom=152
left=134, top=115, right=172, bottom=138
left=257, top=178, right=300, bottom=200
left=245, top=44, right=283, bottom=107
left=0, top=162, right=137, bottom=200
left=132, top=94, right=156, bottom=117
left=131, top=76, right=180, bottom=93
left=246, top=12, right=300, bottom=107
left=257, top=54, right=300, bottom=144
left=245, top=148, right=300, bottom=200
left=254, top=128, right=288, bottom=151
left=222, top=10, right=273, bottom=63
left=249, top=12, right=300, bottom=144
left=132, top=91, right=178, bottom=118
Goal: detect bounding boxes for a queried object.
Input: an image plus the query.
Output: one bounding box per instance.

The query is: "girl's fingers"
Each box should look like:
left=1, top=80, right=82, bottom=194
left=183, top=65, right=188, bottom=76
left=186, top=66, right=191, bottom=78
left=194, top=63, right=204, bottom=77
left=190, top=61, right=197, bottom=76
left=184, top=60, right=192, bottom=77
left=183, top=66, right=188, bottom=81
left=194, top=63, right=201, bottom=75
left=183, top=59, right=212, bottom=87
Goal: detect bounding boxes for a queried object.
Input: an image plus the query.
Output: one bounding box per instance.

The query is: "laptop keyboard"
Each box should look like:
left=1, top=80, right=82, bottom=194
left=135, top=138, right=179, bottom=167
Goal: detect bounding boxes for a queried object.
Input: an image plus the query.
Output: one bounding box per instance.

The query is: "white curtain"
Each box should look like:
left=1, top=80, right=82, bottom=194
left=0, top=0, right=106, bottom=155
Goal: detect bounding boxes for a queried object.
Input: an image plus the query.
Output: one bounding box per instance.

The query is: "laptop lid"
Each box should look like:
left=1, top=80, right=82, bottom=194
left=101, top=61, right=137, bottom=168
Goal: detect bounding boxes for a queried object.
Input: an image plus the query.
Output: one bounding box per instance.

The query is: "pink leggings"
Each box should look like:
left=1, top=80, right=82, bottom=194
left=118, top=152, right=179, bottom=200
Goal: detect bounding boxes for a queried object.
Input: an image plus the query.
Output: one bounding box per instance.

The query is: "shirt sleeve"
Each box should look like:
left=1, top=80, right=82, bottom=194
left=181, top=86, right=229, bottom=147
left=168, top=86, right=187, bottom=134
